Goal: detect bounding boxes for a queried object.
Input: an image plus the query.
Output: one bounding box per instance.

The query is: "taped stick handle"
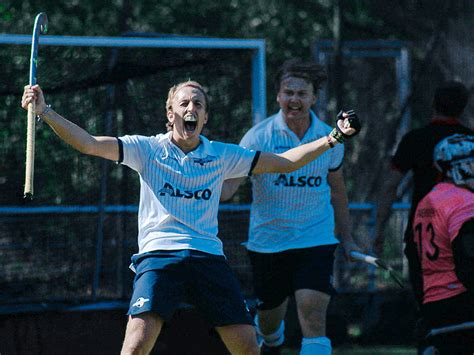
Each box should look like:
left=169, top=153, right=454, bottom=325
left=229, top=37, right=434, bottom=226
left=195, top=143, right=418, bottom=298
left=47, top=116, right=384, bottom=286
left=24, top=102, right=36, bottom=199
left=350, top=251, right=379, bottom=267
left=24, top=12, right=47, bottom=199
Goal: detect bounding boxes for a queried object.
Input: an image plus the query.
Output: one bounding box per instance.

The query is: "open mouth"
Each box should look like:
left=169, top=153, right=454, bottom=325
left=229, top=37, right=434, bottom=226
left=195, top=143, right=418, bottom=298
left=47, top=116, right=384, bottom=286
left=183, top=115, right=198, bottom=132
left=288, top=105, right=302, bottom=113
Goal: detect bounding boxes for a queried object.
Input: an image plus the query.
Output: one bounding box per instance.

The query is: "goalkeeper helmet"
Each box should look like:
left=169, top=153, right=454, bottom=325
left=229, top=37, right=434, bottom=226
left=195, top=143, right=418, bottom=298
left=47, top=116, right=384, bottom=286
left=434, top=134, right=474, bottom=190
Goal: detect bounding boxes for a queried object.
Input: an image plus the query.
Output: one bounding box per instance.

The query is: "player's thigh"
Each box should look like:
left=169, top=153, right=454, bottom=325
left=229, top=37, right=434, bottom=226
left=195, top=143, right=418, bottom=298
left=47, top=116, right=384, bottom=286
left=293, top=244, right=337, bottom=296
left=127, top=268, right=186, bottom=322
left=128, top=251, right=190, bottom=321
left=215, top=324, right=259, bottom=355
left=122, top=312, right=164, bottom=353
left=248, top=250, right=292, bottom=310
left=190, top=254, right=254, bottom=327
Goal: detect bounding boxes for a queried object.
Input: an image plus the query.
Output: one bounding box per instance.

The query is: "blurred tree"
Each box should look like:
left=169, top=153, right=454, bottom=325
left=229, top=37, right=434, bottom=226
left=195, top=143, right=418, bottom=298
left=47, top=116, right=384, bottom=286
left=0, top=0, right=472, bottom=204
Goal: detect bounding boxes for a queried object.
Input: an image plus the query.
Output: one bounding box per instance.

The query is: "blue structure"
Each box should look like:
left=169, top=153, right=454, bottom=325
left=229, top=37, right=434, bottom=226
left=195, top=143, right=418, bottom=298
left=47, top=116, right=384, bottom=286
left=314, top=39, right=411, bottom=142
left=0, top=33, right=267, bottom=124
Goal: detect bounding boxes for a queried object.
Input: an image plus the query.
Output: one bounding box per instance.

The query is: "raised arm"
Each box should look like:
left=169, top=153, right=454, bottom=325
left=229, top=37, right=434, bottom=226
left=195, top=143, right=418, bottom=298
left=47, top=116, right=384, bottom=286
left=21, top=85, right=119, bottom=162
left=253, top=110, right=361, bottom=174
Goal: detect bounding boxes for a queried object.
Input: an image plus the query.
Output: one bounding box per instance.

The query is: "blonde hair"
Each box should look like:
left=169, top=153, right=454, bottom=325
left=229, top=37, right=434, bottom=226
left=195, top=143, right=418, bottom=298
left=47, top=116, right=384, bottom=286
left=165, top=80, right=209, bottom=131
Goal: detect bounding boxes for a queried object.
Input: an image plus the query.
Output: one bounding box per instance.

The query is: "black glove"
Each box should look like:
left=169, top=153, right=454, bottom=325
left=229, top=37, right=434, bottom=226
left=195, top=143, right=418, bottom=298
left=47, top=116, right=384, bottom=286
left=329, top=110, right=361, bottom=144
left=336, top=110, right=361, bottom=137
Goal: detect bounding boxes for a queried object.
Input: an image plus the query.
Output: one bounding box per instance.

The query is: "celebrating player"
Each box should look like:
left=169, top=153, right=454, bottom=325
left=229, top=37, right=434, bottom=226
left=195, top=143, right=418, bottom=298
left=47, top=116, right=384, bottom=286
left=21, top=80, right=361, bottom=355
left=221, top=59, right=362, bottom=354
left=412, top=134, right=474, bottom=354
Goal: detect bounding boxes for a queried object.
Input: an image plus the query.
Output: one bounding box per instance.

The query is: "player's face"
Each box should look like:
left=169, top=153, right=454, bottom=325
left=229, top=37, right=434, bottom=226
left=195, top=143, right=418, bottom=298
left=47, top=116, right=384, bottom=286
left=167, top=86, right=208, bottom=150
left=277, top=77, right=316, bottom=122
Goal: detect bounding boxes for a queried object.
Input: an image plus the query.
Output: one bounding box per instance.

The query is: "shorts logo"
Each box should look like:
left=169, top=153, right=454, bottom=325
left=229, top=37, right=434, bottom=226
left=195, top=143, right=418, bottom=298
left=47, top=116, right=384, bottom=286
left=273, top=174, right=322, bottom=187
left=158, top=182, right=212, bottom=200
left=132, top=297, right=150, bottom=308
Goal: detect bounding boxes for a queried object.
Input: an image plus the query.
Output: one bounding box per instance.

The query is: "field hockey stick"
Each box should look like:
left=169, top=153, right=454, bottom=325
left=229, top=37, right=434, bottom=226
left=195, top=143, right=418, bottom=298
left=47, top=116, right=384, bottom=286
left=24, top=12, right=48, bottom=199
left=350, top=251, right=404, bottom=288
left=425, top=321, right=474, bottom=338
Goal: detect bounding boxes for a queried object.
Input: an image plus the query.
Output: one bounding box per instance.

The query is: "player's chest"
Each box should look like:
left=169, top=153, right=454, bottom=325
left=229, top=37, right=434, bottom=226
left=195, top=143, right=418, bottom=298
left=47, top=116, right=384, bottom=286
left=151, top=154, right=222, bottom=178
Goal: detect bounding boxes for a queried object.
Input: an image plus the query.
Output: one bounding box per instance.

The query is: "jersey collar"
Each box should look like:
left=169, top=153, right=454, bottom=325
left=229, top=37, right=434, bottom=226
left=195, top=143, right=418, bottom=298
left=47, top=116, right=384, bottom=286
left=162, top=131, right=217, bottom=159
left=274, top=109, right=320, bottom=141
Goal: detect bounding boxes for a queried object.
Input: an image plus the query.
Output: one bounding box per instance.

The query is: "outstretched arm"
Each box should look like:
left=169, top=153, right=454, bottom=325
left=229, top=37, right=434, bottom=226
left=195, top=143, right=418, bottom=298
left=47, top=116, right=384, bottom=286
left=21, top=85, right=119, bottom=161
left=253, top=110, right=360, bottom=174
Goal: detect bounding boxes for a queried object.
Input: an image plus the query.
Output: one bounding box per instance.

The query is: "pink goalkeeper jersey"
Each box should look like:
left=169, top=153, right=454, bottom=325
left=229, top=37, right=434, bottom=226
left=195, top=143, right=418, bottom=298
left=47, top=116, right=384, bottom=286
left=413, top=182, right=474, bottom=304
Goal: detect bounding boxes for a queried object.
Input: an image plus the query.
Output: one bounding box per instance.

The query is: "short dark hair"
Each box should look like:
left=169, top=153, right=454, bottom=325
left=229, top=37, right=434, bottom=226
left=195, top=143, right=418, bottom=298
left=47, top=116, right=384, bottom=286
left=433, top=80, right=469, bottom=117
left=274, top=59, right=327, bottom=93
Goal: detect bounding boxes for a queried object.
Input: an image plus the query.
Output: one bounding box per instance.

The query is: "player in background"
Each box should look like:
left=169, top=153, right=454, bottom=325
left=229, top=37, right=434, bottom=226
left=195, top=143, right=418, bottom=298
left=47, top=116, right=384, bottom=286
left=22, top=80, right=360, bottom=355
left=221, top=59, right=363, bottom=354
left=373, top=80, right=472, bottom=289
left=411, top=134, right=474, bottom=354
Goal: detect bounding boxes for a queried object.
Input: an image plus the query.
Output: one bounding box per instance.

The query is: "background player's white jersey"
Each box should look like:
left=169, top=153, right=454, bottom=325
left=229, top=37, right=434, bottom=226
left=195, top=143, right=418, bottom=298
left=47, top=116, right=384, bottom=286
left=241, top=110, right=343, bottom=252
left=120, top=132, right=257, bottom=256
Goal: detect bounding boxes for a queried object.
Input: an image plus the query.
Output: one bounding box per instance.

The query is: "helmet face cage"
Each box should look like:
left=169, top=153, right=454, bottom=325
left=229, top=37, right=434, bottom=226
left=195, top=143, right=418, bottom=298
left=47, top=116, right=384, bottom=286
left=434, top=134, right=474, bottom=190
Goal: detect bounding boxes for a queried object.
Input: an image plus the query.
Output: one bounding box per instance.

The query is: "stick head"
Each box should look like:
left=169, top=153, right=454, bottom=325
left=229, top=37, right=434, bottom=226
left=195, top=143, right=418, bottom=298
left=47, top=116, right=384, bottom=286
left=350, top=251, right=404, bottom=289
left=374, top=259, right=405, bottom=289
left=35, top=12, right=48, bottom=34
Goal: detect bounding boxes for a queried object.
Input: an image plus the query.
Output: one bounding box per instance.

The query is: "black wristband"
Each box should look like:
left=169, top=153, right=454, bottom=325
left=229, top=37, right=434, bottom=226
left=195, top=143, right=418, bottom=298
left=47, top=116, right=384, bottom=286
left=329, top=128, right=345, bottom=144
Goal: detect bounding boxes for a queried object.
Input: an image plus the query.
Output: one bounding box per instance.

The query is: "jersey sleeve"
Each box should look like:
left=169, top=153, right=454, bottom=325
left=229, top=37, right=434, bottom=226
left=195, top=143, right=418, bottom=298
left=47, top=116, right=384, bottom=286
left=239, top=127, right=263, bottom=150
left=118, top=135, right=154, bottom=173
left=222, top=143, right=259, bottom=179
left=329, top=143, right=344, bottom=171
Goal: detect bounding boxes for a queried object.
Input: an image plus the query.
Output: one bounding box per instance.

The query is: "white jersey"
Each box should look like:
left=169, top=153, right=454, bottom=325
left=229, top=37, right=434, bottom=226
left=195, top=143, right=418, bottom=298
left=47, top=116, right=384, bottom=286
left=241, top=110, right=343, bottom=253
left=119, top=132, right=258, bottom=256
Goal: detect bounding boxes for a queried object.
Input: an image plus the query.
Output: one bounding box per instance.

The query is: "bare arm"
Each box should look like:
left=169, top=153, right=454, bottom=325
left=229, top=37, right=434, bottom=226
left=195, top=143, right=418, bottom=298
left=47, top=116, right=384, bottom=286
left=373, top=169, right=405, bottom=254
left=252, top=111, right=360, bottom=174
left=220, top=177, right=246, bottom=202
left=22, top=85, right=119, bottom=161
left=253, top=135, right=334, bottom=174
left=328, top=169, right=362, bottom=259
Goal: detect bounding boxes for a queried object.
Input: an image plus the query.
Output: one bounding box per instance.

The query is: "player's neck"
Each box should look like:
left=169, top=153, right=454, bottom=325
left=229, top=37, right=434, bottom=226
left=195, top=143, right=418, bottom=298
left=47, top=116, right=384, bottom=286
left=285, top=115, right=311, bottom=140
left=171, top=135, right=201, bottom=154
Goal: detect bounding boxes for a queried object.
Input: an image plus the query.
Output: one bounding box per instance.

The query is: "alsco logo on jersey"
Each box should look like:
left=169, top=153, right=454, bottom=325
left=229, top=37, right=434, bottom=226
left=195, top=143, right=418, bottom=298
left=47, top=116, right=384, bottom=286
left=273, top=174, right=322, bottom=187
left=158, top=182, right=212, bottom=200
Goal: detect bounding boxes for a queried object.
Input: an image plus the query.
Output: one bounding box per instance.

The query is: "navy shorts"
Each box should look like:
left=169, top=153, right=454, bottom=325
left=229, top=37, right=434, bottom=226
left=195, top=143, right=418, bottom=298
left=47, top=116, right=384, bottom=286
left=128, top=249, right=253, bottom=327
left=248, top=244, right=337, bottom=310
